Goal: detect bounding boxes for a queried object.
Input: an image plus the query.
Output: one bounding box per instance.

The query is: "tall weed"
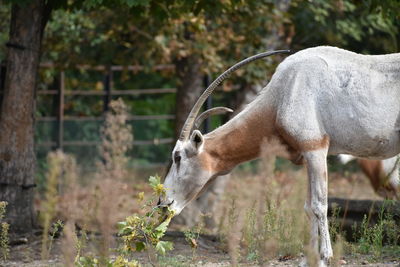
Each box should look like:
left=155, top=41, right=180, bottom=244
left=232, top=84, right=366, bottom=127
left=221, top=138, right=308, bottom=265
left=0, top=201, right=9, bottom=261
left=352, top=201, right=400, bottom=260
left=40, top=151, right=64, bottom=260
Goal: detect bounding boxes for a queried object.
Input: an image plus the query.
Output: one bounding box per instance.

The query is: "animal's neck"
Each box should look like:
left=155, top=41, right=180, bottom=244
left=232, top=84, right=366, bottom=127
left=203, top=104, right=277, bottom=173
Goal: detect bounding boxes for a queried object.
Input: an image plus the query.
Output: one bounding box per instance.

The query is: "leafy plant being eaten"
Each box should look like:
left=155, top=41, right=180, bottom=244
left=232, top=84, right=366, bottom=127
left=118, top=175, right=175, bottom=256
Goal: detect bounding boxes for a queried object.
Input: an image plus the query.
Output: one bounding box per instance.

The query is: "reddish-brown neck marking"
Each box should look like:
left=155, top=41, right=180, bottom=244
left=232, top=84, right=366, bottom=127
left=202, top=107, right=278, bottom=173
left=199, top=104, right=331, bottom=173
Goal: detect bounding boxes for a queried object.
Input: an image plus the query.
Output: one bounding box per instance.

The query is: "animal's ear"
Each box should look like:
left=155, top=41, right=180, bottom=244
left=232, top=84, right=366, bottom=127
left=190, top=130, right=204, bottom=150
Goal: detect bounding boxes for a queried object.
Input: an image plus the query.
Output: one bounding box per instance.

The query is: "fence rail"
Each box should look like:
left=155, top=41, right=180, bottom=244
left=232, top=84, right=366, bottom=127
left=39, top=62, right=175, bottom=71
left=35, top=88, right=177, bottom=96
left=37, top=138, right=174, bottom=147
left=37, top=115, right=175, bottom=122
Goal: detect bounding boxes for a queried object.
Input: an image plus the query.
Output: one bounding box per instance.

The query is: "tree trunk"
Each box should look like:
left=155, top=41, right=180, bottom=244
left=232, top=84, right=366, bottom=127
left=0, top=0, right=49, bottom=234
left=174, top=55, right=204, bottom=139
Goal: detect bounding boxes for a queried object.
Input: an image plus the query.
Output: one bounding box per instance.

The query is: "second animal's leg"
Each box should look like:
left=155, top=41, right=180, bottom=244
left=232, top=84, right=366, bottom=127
left=382, top=156, right=400, bottom=200
left=303, top=148, right=333, bottom=267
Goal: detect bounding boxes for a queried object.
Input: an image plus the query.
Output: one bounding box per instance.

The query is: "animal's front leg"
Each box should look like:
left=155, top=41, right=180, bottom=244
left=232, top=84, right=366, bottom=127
left=304, top=178, right=319, bottom=254
left=304, top=148, right=333, bottom=267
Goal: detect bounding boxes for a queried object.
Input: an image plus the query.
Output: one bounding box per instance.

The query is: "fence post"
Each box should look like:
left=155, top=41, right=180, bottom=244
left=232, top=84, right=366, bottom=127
left=203, top=74, right=212, bottom=133
left=58, top=71, right=65, bottom=150
left=103, top=67, right=112, bottom=112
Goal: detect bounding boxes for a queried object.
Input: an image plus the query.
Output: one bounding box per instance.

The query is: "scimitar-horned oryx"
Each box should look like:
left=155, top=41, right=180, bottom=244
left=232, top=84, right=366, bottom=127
left=159, top=46, right=400, bottom=266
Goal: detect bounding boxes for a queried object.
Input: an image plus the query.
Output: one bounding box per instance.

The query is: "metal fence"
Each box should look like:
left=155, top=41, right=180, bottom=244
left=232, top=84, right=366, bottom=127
left=0, top=62, right=178, bottom=165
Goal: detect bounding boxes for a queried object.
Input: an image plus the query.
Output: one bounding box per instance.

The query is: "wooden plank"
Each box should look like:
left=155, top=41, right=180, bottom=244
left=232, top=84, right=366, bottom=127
left=328, top=197, right=400, bottom=242
left=37, top=88, right=176, bottom=96
left=38, top=62, right=175, bottom=72
left=328, top=197, right=400, bottom=220
left=63, top=139, right=174, bottom=146
left=38, top=90, right=58, bottom=95
left=36, top=141, right=57, bottom=147
left=37, top=115, right=175, bottom=121
left=110, top=88, right=177, bottom=95
left=36, top=138, right=174, bottom=147
left=58, top=71, right=65, bottom=150
left=328, top=197, right=400, bottom=232
left=65, top=88, right=176, bottom=95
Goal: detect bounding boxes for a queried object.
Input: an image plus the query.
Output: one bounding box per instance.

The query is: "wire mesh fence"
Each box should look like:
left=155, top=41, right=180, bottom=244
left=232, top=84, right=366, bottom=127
left=1, top=62, right=177, bottom=173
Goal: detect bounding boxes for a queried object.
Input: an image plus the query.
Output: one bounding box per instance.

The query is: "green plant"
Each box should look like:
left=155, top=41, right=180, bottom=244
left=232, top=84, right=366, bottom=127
left=117, top=176, right=174, bottom=257
left=75, top=254, right=140, bottom=267
left=74, top=227, right=88, bottom=264
left=352, top=201, right=400, bottom=260
left=157, top=255, right=190, bottom=267
left=183, top=219, right=203, bottom=260
left=71, top=175, right=174, bottom=266
left=225, top=196, right=240, bottom=267
left=41, top=151, right=64, bottom=260
left=329, top=205, right=343, bottom=242
left=242, top=204, right=258, bottom=261
left=73, top=175, right=171, bottom=267
left=48, top=220, right=64, bottom=257
left=0, top=201, right=9, bottom=261
left=219, top=140, right=308, bottom=266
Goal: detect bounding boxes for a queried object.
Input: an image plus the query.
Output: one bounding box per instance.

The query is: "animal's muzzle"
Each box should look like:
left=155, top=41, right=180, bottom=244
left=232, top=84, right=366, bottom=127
left=157, top=197, right=174, bottom=207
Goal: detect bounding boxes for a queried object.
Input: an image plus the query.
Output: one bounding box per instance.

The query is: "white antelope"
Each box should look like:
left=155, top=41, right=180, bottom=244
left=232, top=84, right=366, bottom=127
left=160, top=46, right=400, bottom=266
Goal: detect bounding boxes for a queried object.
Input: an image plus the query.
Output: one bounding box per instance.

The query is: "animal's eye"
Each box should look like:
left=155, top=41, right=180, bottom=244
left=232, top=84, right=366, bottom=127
left=174, top=155, right=181, bottom=164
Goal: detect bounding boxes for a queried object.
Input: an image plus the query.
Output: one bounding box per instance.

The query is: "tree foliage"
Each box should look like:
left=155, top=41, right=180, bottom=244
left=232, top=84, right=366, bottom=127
left=289, top=0, right=399, bottom=53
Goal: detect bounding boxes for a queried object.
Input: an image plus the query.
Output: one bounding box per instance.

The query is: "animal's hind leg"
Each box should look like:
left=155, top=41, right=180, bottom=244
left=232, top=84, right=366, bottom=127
left=303, top=147, right=333, bottom=267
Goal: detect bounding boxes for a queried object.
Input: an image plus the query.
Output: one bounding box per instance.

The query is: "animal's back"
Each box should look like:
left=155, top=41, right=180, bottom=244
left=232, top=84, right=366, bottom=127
left=265, top=46, right=400, bottom=158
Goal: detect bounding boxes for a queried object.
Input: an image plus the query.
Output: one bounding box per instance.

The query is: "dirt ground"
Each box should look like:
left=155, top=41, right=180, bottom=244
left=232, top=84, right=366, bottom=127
left=5, top=230, right=400, bottom=267
left=3, top=170, right=400, bottom=267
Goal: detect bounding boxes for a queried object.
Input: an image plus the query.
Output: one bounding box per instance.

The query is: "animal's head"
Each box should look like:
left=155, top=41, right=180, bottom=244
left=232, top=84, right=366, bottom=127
left=159, top=50, right=290, bottom=215
left=161, top=110, right=230, bottom=214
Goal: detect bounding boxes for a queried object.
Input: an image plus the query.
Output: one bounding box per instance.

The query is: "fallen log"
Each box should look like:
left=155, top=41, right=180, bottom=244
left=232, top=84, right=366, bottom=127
left=328, top=197, right=400, bottom=241
left=328, top=197, right=400, bottom=222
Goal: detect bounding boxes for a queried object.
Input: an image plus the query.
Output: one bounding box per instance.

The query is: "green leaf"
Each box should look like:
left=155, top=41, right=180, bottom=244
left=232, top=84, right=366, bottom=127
left=135, top=241, right=146, bottom=252
left=118, top=226, right=133, bottom=236
left=155, top=220, right=168, bottom=233
left=148, top=175, right=161, bottom=189
left=124, top=0, right=150, bottom=8
left=155, top=241, right=173, bottom=255
left=117, top=221, right=127, bottom=230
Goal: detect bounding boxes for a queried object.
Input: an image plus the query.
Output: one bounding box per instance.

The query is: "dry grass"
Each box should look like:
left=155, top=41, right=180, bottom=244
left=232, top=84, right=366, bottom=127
left=37, top=99, right=140, bottom=265
left=0, top=201, right=9, bottom=261
left=215, top=138, right=310, bottom=265
left=40, top=151, right=64, bottom=260
left=214, top=139, right=400, bottom=266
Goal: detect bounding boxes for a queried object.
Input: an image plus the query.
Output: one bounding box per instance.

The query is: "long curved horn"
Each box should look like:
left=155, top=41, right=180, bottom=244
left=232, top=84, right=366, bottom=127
left=193, top=107, right=233, bottom=130
left=179, top=49, right=291, bottom=141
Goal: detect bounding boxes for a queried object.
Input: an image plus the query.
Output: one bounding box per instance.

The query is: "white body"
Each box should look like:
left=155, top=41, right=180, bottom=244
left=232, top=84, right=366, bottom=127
left=267, top=46, right=400, bottom=158
left=162, top=46, right=400, bottom=266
